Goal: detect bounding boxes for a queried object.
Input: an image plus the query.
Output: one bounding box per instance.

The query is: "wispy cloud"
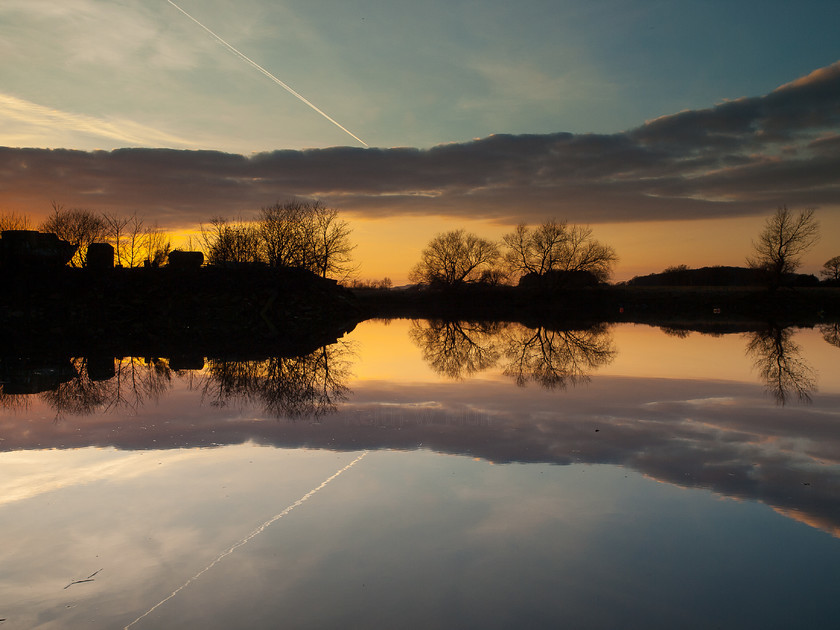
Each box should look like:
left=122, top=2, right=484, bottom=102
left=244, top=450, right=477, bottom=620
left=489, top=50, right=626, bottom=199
left=0, top=94, right=198, bottom=148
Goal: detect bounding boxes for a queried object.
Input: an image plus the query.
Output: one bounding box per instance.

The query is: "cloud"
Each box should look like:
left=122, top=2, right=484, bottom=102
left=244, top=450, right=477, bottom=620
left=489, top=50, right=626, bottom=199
left=0, top=60, right=838, bottom=226
left=0, top=0, right=203, bottom=70
left=0, top=94, right=199, bottom=149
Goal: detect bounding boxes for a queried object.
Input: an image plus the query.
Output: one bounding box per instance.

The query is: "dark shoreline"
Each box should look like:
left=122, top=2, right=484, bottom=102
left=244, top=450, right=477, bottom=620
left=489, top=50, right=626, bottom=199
left=2, top=267, right=839, bottom=360
left=353, top=284, right=840, bottom=331
left=0, top=266, right=361, bottom=358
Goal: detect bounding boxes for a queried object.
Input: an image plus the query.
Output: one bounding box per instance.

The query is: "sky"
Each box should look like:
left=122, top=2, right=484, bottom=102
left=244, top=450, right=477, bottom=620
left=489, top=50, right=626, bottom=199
left=1, top=0, right=839, bottom=281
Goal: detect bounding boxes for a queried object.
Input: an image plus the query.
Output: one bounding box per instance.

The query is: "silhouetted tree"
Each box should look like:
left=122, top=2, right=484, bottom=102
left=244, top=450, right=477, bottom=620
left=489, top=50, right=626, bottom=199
left=104, top=211, right=152, bottom=267
left=143, top=222, right=172, bottom=267
left=502, top=219, right=617, bottom=283
left=745, top=326, right=817, bottom=405
left=258, top=200, right=356, bottom=279
left=201, top=216, right=263, bottom=265
left=820, top=255, right=840, bottom=281
left=0, top=211, right=31, bottom=231
left=313, top=204, right=356, bottom=280
left=747, top=206, right=820, bottom=289
left=40, top=203, right=107, bottom=267
left=409, top=229, right=500, bottom=286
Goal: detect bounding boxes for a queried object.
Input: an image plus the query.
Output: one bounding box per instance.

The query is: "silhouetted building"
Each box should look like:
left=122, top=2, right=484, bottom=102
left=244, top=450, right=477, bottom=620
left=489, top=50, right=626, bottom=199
left=168, top=250, right=204, bottom=269
left=0, top=230, right=76, bottom=269
left=87, top=242, right=115, bottom=271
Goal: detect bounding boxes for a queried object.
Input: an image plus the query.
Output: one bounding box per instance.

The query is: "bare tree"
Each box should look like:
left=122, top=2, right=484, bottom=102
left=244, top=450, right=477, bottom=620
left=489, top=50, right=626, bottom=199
left=503, top=219, right=617, bottom=283
left=0, top=211, right=32, bottom=231
left=409, top=229, right=500, bottom=286
left=258, top=200, right=356, bottom=279
left=820, top=255, right=840, bottom=281
left=143, top=222, right=172, bottom=267
left=200, top=216, right=263, bottom=265
left=120, top=212, right=146, bottom=268
left=313, top=204, right=356, bottom=280
left=103, top=211, right=152, bottom=267
left=747, top=206, right=820, bottom=288
left=40, top=203, right=107, bottom=267
left=259, top=201, right=313, bottom=269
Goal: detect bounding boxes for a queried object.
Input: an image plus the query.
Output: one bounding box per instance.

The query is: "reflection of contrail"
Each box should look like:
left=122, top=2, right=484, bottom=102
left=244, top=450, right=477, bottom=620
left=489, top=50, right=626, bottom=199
left=123, top=451, right=368, bottom=629
left=165, top=0, right=368, bottom=147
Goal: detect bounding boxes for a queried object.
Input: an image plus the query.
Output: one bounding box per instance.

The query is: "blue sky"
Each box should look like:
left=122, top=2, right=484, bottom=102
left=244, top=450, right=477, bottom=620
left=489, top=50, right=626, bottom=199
left=2, top=0, right=839, bottom=152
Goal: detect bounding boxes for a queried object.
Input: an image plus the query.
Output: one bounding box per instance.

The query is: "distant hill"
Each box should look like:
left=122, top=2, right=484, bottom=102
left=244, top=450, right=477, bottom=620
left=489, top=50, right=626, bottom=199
left=626, top=266, right=820, bottom=287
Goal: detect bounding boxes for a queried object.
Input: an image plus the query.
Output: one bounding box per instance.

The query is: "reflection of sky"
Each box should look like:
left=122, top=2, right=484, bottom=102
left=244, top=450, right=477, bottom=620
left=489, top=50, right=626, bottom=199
left=2, top=447, right=840, bottom=629
left=350, top=319, right=840, bottom=390
left=1, top=322, right=840, bottom=626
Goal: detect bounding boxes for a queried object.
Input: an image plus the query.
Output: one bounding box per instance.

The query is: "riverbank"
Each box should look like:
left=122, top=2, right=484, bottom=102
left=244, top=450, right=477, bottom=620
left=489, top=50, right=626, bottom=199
left=3, top=272, right=839, bottom=360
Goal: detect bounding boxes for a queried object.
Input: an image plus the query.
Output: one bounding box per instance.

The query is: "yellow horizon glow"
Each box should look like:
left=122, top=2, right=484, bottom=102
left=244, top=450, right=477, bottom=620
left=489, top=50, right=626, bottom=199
left=347, top=212, right=840, bottom=285
left=2, top=204, right=837, bottom=283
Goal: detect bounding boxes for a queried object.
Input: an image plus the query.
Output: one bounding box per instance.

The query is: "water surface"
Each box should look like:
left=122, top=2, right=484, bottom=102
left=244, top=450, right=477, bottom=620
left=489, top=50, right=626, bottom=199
left=1, top=320, right=839, bottom=629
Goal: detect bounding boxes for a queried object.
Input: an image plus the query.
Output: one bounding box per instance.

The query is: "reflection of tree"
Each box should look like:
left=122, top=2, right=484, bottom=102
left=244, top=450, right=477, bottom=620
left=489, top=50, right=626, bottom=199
left=819, top=322, right=840, bottom=348
left=199, top=343, right=352, bottom=419
left=745, top=327, right=817, bottom=405
left=409, top=320, right=615, bottom=389
left=0, top=390, right=32, bottom=412
left=501, top=324, right=616, bottom=389
left=409, top=320, right=502, bottom=380
left=39, top=357, right=173, bottom=418
left=659, top=326, right=691, bottom=339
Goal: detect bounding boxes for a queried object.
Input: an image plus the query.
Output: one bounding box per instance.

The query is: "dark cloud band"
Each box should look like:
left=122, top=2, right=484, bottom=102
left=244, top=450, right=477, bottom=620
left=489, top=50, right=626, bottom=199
left=1, top=61, right=838, bottom=227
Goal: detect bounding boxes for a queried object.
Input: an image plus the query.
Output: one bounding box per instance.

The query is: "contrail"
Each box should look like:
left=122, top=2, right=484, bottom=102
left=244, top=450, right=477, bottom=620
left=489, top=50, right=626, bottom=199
left=124, top=451, right=369, bottom=629
left=165, top=0, right=368, bottom=147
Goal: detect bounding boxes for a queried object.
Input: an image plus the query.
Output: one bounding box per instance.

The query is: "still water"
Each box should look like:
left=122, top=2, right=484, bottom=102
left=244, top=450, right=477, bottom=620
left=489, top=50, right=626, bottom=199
left=1, top=320, right=839, bottom=629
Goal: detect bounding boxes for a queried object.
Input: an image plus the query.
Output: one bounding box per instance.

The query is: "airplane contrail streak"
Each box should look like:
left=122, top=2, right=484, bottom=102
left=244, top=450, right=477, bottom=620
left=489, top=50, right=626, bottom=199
left=165, top=0, right=368, bottom=147
left=124, top=451, right=369, bottom=628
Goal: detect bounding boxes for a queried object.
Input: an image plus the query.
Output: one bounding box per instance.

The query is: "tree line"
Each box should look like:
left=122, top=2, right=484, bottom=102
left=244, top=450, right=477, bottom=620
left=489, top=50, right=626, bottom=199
left=0, top=200, right=355, bottom=280
left=198, top=200, right=355, bottom=279
left=0, top=203, right=172, bottom=269
left=409, top=219, right=619, bottom=287
left=409, top=207, right=838, bottom=289
left=0, top=202, right=836, bottom=287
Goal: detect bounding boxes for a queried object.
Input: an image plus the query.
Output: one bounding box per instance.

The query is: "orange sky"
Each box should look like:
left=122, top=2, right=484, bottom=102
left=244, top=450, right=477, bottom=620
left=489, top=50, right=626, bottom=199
left=345, top=212, right=840, bottom=285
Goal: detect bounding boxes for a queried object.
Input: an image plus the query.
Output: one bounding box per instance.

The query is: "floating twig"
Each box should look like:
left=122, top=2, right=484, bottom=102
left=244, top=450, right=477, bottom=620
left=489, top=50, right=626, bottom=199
left=64, top=569, right=103, bottom=589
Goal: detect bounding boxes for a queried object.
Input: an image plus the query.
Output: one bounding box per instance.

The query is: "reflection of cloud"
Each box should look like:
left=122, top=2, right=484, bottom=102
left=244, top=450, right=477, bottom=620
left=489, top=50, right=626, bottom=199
left=2, top=374, right=839, bottom=538
left=1, top=60, right=839, bottom=225
left=0, top=450, right=199, bottom=507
